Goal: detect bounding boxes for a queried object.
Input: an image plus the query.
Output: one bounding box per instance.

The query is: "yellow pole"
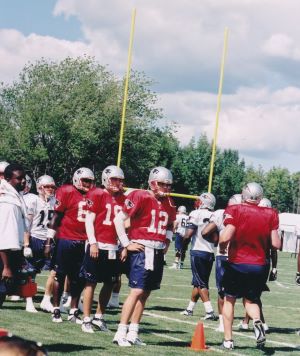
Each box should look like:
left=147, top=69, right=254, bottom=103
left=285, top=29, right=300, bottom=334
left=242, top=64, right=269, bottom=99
left=208, top=28, right=229, bottom=193
left=124, top=187, right=199, bottom=200
left=117, top=8, right=136, bottom=167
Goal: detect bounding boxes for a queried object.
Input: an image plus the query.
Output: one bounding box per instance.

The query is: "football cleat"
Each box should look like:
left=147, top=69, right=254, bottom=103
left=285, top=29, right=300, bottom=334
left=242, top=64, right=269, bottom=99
left=168, top=263, right=178, bottom=270
left=222, top=339, right=234, bottom=350
left=52, top=308, right=63, bottom=323
left=253, top=320, right=266, bottom=348
left=26, top=303, right=38, bottom=313
left=180, top=309, right=193, bottom=316
left=295, top=272, right=300, bottom=286
left=126, top=334, right=146, bottom=346
left=203, top=312, right=218, bottom=321
left=92, top=317, right=109, bottom=332
left=237, top=321, right=249, bottom=330
left=113, top=336, right=132, bottom=347
left=81, top=318, right=94, bottom=333
left=296, top=330, right=300, bottom=336
left=68, top=309, right=83, bottom=325
left=10, top=295, right=21, bottom=301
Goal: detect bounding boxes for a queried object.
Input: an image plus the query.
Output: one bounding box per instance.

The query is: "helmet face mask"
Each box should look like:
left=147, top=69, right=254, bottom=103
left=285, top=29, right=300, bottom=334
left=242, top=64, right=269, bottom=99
left=102, top=166, right=125, bottom=194
left=148, top=167, right=173, bottom=197
left=242, top=182, right=263, bottom=204
left=199, top=192, right=216, bottom=210
left=73, top=168, right=95, bottom=193
left=36, top=175, right=56, bottom=198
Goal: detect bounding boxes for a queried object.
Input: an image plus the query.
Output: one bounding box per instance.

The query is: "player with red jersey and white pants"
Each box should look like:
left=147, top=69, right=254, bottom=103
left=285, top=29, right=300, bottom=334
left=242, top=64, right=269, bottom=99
left=113, top=167, right=176, bottom=347
left=220, top=183, right=281, bottom=350
left=45, top=168, right=95, bottom=323
left=80, top=166, right=126, bottom=333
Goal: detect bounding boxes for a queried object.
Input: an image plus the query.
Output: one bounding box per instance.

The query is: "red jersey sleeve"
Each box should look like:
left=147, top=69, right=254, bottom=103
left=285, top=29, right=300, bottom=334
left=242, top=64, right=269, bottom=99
left=223, top=205, right=237, bottom=226
left=123, top=190, right=142, bottom=218
left=54, top=186, right=69, bottom=213
left=86, top=188, right=103, bottom=214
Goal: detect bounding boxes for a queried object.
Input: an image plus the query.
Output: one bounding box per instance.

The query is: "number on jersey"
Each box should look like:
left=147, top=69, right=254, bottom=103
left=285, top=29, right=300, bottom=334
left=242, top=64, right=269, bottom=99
left=147, top=209, right=169, bottom=235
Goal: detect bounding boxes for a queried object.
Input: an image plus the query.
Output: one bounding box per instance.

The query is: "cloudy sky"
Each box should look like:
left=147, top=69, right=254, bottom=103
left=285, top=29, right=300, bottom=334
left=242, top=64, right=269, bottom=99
left=1, top=0, right=300, bottom=172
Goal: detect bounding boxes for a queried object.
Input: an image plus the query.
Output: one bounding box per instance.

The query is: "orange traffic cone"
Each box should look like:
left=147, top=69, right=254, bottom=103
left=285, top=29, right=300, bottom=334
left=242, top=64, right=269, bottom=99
left=189, top=322, right=209, bottom=351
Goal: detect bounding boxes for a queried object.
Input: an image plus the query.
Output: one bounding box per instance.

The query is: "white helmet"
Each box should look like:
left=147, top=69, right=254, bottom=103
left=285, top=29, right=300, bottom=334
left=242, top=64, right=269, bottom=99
left=0, top=161, right=9, bottom=174
left=73, top=167, right=95, bottom=192
left=36, top=175, right=56, bottom=197
left=102, top=165, right=125, bottom=193
left=199, top=192, right=216, bottom=210
left=228, top=194, right=242, bottom=206
left=178, top=205, right=186, bottom=213
left=242, top=182, right=263, bottom=204
left=24, top=175, right=32, bottom=192
left=148, top=167, right=173, bottom=185
left=259, top=197, right=272, bottom=208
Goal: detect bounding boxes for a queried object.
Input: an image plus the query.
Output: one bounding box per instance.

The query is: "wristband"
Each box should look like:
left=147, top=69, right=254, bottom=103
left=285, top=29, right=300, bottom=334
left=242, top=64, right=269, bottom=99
left=118, top=234, right=131, bottom=248
left=88, top=235, right=97, bottom=245
left=46, top=228, right=56, bottom=239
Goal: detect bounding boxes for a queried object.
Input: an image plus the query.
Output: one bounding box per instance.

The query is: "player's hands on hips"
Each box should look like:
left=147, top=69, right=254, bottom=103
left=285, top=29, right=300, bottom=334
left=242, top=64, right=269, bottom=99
left=120, top=248, right=127, bottom=262
left=296, top=272, right=300, bottom=286
left=127, top=242, right=144, bottom=252
left=23, top=246, right=33, bottom=258
left=90, top=243, right=99, bottom=259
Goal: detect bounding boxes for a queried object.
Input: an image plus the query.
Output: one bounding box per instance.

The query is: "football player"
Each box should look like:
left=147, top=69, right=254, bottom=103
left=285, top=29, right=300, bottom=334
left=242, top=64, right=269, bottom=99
left=180, top=193, right=217, bottom=320
left=169, top=206, right=188, bottom=269
left=22, top=175, right=57, bottom=313
left=80, top=165, right=126, bottom=333
left=45, top=167, right=95, bottom=323
left=113, top=167, right=176, bottom=346
left=220, top=183, right=281, bottom=349
left=202, top=194, right=242, bottom=332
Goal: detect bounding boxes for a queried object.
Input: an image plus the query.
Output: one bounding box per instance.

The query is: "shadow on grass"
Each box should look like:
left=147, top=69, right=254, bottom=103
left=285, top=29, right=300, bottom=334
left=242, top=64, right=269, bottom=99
left=146, top=305, right=184, bottom=312
left=268, top=327, right=299, bottom=335
left=46, top=343, right=104, bottom=353
left=148, top=340, right=189, bottom=347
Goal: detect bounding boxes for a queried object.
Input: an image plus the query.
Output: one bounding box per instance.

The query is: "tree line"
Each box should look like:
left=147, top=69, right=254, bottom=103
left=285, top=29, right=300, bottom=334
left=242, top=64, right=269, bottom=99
left=0, top=57, right=299, bottom=212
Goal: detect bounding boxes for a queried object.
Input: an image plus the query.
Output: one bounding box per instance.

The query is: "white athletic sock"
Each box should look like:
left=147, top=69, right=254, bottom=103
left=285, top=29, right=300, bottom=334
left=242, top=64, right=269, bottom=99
left=203, top=301, right=213, bottom=313
left=62, top=292, right=69, bottom=298
left=95, top=313, right=103, bottom=320
left=26, top=297, right=34, bottom=307
left=187, top=301, right=196, bottom=311
left=117, top=323, right=129, bottom=338
left=42, top=295, right=51, bottom=303
left=128, top=323, right=139, bottom=339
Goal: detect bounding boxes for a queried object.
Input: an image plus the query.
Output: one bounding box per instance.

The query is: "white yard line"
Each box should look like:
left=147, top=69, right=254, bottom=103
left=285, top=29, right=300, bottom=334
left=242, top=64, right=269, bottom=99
left=143, top=312, right=300, bottom=350
left=274, top=281, right=289, bottom=289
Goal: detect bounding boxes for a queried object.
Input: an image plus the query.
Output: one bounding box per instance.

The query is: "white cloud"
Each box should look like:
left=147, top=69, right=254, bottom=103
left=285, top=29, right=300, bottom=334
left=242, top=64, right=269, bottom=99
left=262, top=34, right=300, bottom=60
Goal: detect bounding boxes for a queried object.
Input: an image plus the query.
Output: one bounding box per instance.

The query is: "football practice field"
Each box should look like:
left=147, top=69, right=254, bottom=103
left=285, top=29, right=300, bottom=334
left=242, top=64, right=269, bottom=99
left=1, top=251, right=299, bottom=355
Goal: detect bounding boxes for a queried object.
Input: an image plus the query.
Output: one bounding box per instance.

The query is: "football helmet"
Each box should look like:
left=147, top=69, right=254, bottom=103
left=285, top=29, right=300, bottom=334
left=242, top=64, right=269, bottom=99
left=148, top=166, right=173, bottom=197
left=102, top=165, right=125, bottom=193
left=178, top=205, right=187, bottom=213
left=23, top=174, right=32, bottom=193
left=36, top=175, right=56, bottom=198
left=73, top=168, right=95, bottom=192
left=228, top=194, right=242, bottom=206
left=199, top=192, right=216, bottom=210
left=0, top=161, right=9, bottom=175
left=242, top=182, right=263, bottom=204
left=259, top=197, right=272, bottom=208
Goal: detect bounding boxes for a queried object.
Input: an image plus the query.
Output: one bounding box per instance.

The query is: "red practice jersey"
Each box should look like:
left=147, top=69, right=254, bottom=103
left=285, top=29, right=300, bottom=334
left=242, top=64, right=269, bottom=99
left=86, top=188, right=125, bottom=245
left=123, top=190, right=176, bottom=242
left=223, top=204, right=279, bottom=265
left=55, top=185, right=91, bottom=241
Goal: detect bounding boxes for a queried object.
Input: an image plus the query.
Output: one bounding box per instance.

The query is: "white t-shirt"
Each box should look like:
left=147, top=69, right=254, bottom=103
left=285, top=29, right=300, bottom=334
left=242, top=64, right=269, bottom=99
left=189, top=208, right=215, bottom=253
left=23, top=194, right=56, bottom=240
left=175, top=213, right=188, bottom=236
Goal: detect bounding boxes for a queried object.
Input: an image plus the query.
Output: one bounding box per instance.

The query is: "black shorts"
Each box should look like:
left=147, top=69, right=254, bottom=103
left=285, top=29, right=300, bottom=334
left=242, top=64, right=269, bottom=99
left=128, top=249, right=164, bottom=291
left=80, top=245, right=120, bottom=284
left=222, top=262, right=269, bottom=302
left=52, top=238, right=85, bottom=280
left=190, top=250, right=215, bottom=289
left=26, top=236, right=54, bottom=273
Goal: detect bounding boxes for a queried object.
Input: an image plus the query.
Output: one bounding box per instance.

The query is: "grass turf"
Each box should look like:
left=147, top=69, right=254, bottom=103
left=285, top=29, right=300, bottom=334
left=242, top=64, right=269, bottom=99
left=1, top=252, right=299, bottom=355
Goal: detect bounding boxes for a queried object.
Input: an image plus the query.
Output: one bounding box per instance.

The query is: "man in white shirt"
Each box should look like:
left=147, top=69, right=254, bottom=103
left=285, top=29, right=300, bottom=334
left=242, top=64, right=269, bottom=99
left=0, top=163, right=27, bottom=307
left=170, top=206, right=188, bottom=269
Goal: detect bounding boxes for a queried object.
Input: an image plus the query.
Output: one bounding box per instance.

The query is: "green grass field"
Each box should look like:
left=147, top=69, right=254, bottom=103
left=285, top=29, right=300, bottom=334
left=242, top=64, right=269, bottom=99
left=1, top=251, right=300, bottom=355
